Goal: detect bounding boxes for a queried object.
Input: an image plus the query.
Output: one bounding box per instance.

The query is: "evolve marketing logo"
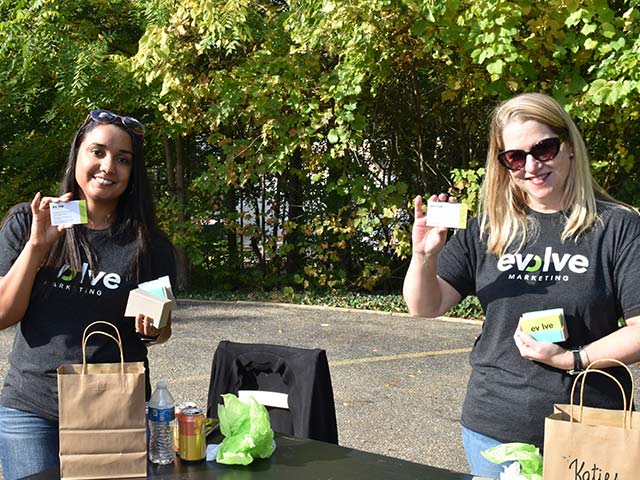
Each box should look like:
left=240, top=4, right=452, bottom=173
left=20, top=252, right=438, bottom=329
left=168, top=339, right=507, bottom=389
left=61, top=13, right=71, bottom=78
left=497, top=246, right=589, bottom=282
left=47, top=262, right=122, bottom=296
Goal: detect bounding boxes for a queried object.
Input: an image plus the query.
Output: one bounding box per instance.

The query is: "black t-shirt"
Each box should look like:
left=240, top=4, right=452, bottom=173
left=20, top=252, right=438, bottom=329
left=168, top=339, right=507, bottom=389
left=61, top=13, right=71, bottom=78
left=0, top=203, right=176, bottom=421
left=438, top=202, right=640, bottom=447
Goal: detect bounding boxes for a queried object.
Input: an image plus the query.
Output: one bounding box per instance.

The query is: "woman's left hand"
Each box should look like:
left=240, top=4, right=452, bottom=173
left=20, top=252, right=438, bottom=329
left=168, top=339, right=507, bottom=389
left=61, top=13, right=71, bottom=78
left=513, top=325, right=567, bottom=368
left=135, top=313, right=160, bottom=337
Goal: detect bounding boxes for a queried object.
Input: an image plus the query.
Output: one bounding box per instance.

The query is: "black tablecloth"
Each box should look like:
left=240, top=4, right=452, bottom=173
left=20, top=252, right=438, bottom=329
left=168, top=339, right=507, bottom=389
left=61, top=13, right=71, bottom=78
left=23, top=433, right=474, bottom=480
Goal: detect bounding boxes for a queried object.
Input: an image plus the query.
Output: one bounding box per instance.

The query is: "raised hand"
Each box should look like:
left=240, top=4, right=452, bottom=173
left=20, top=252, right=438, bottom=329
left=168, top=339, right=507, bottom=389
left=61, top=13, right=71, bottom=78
left=411, top=193, right=455, bottom=258
left=29, top=192, right=74, bottom=250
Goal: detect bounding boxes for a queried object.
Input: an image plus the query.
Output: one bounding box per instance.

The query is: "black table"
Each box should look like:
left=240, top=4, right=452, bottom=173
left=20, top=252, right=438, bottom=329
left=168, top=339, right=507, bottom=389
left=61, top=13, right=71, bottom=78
left=25, top=434, right=474, bottom=479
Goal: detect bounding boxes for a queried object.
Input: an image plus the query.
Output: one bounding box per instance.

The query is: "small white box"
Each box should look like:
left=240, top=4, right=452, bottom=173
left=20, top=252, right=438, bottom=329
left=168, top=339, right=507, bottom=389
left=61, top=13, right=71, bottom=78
left=124, top=276, right=176, bottom=329
left=138, top=275, right=176, bottom=308
left=425, top=201, right=468, bottom=229
left=124, top=288, right=173, bottom=329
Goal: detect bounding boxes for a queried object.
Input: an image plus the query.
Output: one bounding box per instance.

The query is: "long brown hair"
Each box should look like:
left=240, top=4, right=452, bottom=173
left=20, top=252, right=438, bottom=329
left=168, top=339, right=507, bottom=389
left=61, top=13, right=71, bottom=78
left=44, top=114, right=160, bottom=282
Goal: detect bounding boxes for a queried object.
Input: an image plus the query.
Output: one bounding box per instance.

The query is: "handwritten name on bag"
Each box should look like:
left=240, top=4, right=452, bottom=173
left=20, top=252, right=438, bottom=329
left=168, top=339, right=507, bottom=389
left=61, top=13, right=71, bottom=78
left=569, top=458, right=619, bottom=480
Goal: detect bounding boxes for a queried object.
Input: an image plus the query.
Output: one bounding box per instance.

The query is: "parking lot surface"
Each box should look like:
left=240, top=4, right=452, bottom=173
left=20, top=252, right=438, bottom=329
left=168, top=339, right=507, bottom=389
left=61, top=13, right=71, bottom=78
left=0, top=300, right=482, bottom=476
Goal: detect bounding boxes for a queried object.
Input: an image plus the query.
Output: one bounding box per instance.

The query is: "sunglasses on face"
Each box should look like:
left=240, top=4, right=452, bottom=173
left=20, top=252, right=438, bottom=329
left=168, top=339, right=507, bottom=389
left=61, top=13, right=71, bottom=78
left=497, top=137, right=563, bottom=171
left=83, top=109, right=145, bottom=137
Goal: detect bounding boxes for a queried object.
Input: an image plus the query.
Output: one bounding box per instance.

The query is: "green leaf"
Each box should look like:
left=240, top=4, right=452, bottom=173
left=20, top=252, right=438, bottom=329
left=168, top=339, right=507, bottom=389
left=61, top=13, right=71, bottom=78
left=565, top=10, right=583, bottom=27
left=583, top=38, right=598, bottom=50
left=587, top=79, right=611, bottom=105
left=568, top=74, right=587, bottom=94
left=486, top=59, right=504, bottom=76
left=412, top=19, right=429, bottom=35
left=611, top=37, right=626, bottom=50
left=600, top=22, right=616, bottom=39
left=351, top=113, right=366, bottom=131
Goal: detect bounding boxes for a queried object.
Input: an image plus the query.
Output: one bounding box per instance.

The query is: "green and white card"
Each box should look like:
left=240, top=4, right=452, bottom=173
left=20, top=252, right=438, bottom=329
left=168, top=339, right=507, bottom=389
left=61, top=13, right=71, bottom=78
left=426, top=201, right=468, bottom=229
left=49, top=200, right=88, bottom=226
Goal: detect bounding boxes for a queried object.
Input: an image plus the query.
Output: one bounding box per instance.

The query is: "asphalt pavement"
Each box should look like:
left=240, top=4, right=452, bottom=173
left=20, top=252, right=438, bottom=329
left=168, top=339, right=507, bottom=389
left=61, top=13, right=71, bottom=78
left=0, top=300, right=483, bottom=476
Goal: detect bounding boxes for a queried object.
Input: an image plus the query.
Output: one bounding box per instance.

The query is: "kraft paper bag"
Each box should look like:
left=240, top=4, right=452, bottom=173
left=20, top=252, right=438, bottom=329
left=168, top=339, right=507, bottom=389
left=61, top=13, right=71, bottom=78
left=57, top=321, right=147, bottom=479
left=543, top=359, right=639, bottom=479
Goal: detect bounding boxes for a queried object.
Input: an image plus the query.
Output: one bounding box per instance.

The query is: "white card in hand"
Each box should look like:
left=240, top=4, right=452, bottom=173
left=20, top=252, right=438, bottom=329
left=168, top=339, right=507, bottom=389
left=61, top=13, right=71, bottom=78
left=49, top=200, right=88, bottom=226
left=425, top=201, right=467, bottom=229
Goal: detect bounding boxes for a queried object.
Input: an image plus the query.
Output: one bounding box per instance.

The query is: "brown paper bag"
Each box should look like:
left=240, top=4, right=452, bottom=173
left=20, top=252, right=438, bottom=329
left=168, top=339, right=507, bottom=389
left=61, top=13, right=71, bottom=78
left=57, top=321, right=147, bottom=479
left=543, top=359, right=639, bottom=479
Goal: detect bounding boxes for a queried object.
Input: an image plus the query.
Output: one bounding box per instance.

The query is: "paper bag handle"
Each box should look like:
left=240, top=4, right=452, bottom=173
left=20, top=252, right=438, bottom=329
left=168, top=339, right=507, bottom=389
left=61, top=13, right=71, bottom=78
left=570, top=358, right=634, bottom=429
left=81, top=321, right=124, bottom=374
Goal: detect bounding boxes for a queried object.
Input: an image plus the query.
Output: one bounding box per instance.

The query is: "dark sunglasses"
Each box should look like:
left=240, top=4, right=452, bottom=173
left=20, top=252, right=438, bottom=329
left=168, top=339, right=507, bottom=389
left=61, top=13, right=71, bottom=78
left=83, top=109, right=145, bottom=137
left=497, top=137, right=562, bottom=171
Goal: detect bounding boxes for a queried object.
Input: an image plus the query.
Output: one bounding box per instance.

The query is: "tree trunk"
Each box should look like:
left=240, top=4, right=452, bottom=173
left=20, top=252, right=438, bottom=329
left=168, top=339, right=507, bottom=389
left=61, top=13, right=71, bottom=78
left=284, top=148, right=304, bottom=277
left=174, top=136, right=189, bottom=291
left=163, top=136, right=190, bottom=292
left=224, top=187, right=239, bottom=270
left=162, top=137, right=175, bottom=192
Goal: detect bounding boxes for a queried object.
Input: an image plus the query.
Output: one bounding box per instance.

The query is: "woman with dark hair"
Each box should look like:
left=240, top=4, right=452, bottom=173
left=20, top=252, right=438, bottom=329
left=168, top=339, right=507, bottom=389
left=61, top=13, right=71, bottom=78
left=403, top=93, right=640, bottom=478
left=0, top=110, right=176, bottom=479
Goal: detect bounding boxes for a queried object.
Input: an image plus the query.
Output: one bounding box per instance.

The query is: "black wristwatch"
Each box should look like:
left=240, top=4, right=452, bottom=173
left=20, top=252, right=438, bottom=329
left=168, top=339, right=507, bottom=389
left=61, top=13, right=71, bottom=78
left=140, top=333, right=160, bottom=344
left=567, top=347, right=584, bottom=376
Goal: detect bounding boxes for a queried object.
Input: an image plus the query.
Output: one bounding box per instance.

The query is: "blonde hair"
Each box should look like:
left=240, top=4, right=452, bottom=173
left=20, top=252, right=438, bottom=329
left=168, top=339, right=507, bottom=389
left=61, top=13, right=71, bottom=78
left=479, top=93, right=618, bottom=256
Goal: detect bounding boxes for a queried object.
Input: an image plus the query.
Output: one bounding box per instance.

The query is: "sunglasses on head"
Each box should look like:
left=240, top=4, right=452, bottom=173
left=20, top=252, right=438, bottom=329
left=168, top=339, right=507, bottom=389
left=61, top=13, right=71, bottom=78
left=497, top=137, right=563, bottom=171
left=83, top=109, right=145, bottom=137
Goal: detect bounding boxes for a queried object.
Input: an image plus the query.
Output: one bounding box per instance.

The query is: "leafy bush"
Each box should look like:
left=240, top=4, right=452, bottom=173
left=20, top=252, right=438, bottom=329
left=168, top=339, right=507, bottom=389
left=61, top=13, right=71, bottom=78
left=181, top=289, right=484, bottom=320
left=447, top=296, right=483, bottom=320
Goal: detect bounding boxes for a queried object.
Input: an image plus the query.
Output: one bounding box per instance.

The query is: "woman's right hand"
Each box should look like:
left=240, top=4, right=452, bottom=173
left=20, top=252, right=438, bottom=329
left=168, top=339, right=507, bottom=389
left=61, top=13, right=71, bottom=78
left=404, top=193, right=463, bottom=318
left=29, top=192, right=74, bottom=250
left=412, top=194, right=455, bottom=259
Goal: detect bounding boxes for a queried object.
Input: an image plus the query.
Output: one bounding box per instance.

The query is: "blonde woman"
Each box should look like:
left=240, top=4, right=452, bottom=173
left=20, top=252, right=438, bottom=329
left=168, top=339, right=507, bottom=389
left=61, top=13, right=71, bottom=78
left=403, top=93, right=640, bottom=478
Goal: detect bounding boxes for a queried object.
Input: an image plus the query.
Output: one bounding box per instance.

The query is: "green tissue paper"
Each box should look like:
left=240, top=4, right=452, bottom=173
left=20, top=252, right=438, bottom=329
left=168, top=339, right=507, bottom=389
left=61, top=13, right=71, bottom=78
left=216, top=393, right=275, bottom=465
left=481, top=442, right=543, bottom=480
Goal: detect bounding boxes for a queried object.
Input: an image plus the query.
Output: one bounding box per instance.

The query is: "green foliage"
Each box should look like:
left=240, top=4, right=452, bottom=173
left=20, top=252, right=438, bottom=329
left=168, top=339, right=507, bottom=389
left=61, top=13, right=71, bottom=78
left=2, top=0, right=640, bottom=299
left=0, top=0, right=151, bottom=210
left=181, top=289, right=485, bottom=320
left=450, top=167, right=486, bottom=215
left=182, top=289, right=412, bottom=314
left=447, top=296, right=484, bottom=321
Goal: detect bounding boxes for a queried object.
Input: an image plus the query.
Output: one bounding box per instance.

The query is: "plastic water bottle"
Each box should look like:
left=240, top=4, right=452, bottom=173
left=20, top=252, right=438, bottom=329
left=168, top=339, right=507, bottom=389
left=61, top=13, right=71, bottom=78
left=148, top=380, right=176, bottom=464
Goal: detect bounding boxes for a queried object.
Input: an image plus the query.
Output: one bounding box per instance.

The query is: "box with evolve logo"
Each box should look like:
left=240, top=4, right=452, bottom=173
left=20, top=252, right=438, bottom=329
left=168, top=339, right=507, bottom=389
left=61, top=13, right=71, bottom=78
left=520, top=308, right=568, bottom=343
left=124, top=276, right=176, bottom=329
left=425, top=201, right=468, bottom=229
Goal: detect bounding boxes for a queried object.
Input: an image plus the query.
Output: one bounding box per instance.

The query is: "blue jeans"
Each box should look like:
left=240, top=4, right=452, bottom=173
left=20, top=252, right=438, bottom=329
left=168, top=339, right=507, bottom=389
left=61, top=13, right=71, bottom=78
left=0, top=406, right=59, bottom=480
left=461, top=425, right=513, bottom=479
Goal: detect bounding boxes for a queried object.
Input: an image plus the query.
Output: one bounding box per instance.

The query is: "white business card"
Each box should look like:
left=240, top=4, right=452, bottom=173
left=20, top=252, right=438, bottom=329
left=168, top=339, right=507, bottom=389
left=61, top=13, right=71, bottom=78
left=425, top=201, right=468, bottom=229
left=49, top=200, right=88, bottom=226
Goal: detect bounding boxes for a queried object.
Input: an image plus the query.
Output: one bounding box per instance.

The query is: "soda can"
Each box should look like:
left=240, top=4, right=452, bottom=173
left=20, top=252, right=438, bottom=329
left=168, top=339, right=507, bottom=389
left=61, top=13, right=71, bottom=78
left=178, top=407, right=206, bottom=462
left=174, top=401, right=197, bottom=454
